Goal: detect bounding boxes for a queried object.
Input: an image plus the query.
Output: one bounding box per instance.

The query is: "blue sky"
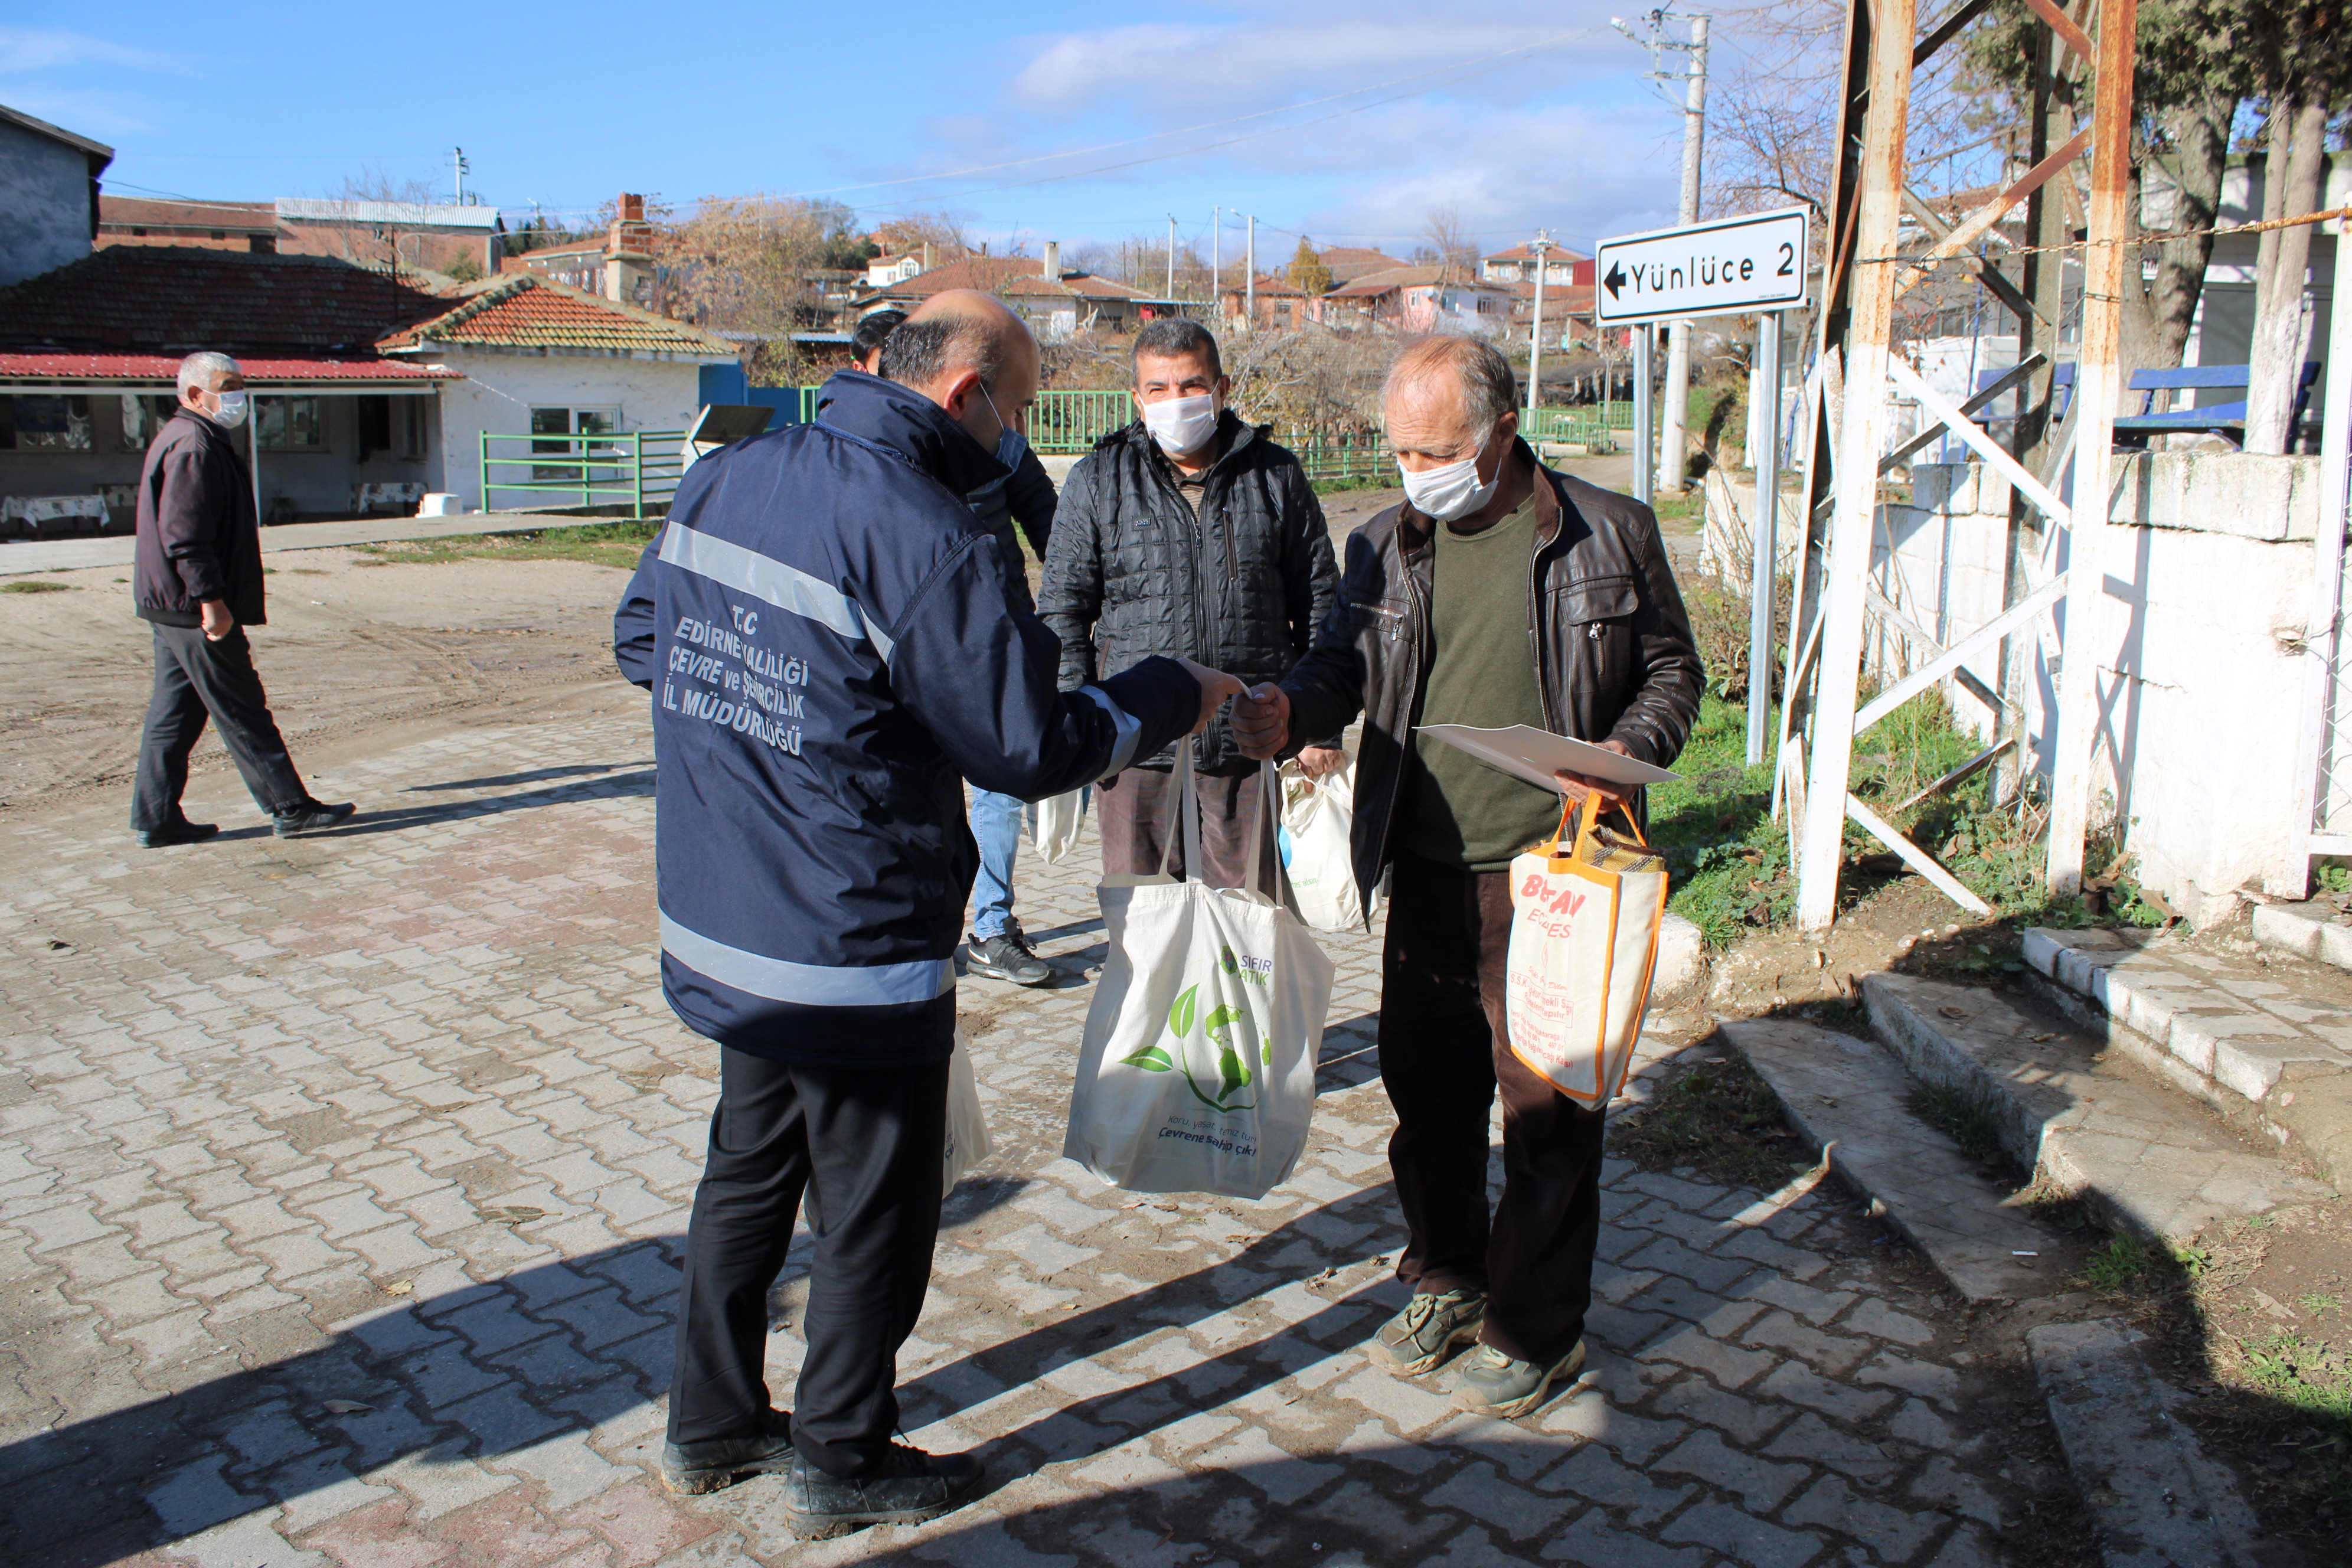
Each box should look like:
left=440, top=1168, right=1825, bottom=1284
left=5, top=3, right=1710, bottom=263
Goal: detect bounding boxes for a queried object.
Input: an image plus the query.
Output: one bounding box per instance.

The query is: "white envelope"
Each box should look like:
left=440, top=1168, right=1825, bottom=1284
left=1419, top=723, right=1683, bottom=791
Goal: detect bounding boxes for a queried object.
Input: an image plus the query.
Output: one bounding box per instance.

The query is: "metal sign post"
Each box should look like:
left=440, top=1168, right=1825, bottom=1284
left=1632, top=325, right=1655, bottom=508
left=1746, top=312, right=1783, bottom=766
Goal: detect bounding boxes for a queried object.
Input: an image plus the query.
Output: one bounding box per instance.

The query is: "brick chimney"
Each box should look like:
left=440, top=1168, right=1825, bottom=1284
left=605, top=192, right=655, bottom=306
left=1042, top=240, right=1060, bottom=280
left=920, top=240, right=935, bottom=272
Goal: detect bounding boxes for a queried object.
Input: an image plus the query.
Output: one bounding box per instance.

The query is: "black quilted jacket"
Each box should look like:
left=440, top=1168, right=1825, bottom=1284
left=1039, top=411, right=1340, bottom=775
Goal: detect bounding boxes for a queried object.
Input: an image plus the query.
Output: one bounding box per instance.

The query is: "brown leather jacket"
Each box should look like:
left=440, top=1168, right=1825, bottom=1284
left=1280, top=439, right=1705, bottom=904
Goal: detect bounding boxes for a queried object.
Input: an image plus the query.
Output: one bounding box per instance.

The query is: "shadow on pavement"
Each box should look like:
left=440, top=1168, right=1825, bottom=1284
left=298, top=770, right=657, bottom=840
left=404, top=762, right=651, bottom=793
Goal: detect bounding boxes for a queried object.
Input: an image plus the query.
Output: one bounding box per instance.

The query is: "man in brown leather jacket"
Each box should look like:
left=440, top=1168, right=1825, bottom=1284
left=1233, top=335, right=1702, bottom=1420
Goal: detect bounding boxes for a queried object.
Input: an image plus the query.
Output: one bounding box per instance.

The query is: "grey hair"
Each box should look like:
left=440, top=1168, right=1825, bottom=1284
left=880, top=315, right=1007, bottom=392
left=177, top=351, right=241, bottom=398
left=1384, top=335, right=1518, bottom=433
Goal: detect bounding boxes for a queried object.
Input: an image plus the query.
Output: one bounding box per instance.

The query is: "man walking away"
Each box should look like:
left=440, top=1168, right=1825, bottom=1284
left=1231, top=335, right=1703, bottom=1420
left=130, top=351, right=354, bottom=846
left=1038, top=318, right=1341, bottom=886
left=614, top=292, right=1238, bottom=1531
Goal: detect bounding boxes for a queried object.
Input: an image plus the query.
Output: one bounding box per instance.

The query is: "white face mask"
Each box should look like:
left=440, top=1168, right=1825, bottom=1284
left=1399, top=436, right=1497, bottom=523
left=1141, top=392, right=1219, bottom=458
left=210, top=390, right=250, bottom=430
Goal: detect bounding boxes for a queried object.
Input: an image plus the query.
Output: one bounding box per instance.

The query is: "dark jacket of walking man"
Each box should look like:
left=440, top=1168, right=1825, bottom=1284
left=1231, top=335, right=1703, bottom=1420
left=612, top=292, right=1237, bottom=1530
left=129, top=351, right=353, bottom=845
left=1037, top=318, right=1342, bottom=887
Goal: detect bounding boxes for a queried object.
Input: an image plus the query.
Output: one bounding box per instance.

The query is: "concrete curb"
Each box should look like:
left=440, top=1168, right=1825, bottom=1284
left=2027, top=1319, right=2281, bottom=1568
left=2252, top=901, right=2352, bottom=974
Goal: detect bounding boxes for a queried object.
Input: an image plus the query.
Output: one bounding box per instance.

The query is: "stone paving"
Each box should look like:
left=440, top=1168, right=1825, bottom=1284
left=2, top=682, right=2057, bottom=1566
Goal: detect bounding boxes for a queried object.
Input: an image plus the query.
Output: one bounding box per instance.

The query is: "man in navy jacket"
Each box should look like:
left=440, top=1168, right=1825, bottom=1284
left=614, top=292, right=1235, bottom=1530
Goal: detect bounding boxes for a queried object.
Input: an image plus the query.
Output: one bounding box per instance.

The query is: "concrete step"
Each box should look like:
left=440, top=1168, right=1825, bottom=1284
left=1718, top=1015, right=2064, bottom=1302
left=2253, top=898, right=2352, bottom=974
left=2022, top=926, right=2352, bottom=1192
left=1861, top=973, right=2331, bottom=1243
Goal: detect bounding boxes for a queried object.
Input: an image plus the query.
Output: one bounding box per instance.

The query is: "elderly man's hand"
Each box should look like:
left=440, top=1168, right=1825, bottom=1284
left=1231, top=682, right=1291, bottom=760
left=1175, top=658, right=1244, bottom=734
left=1553, top=739, right=1635, bottom=814
left=200, top=599, right=234, bottom=642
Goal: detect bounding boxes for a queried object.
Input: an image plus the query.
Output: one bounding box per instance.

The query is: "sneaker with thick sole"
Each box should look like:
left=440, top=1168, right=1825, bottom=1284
left=273, top=801, right=356, bottom=837
left=785, top=1443, right=982, bottom=1538
left=135, top=819, right=220, bottom=849
left=965, top=922, right=1052, bottom=986
left=1451, top=1339, right=1587, bottom=1419
left=660, top=1409, right=793, bottom=1495
left=1367, top=1288, right=1487, bottom=1377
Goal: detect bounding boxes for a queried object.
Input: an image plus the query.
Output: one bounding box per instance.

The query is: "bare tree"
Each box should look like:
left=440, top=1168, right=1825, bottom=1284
left=1417, top=205, right=1479, bottom=282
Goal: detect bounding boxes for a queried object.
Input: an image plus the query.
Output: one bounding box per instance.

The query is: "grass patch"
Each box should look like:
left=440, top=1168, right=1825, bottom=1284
left=1608, top=1053, right=1814, bottom=1191
left=1647, top=695, right=1782, bottom=946
left=0, top=579, right=74, bottom=593
left=2075, top=1231, right=2211, bottom=1293
left=1311, top=475, right=1394, bottom=495
left=1905, top=1082, right=2007, bottom=1162
left=351, top=520, right=659, bottom=570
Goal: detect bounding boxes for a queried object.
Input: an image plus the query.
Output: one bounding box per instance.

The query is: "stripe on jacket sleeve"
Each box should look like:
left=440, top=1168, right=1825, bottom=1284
left=1081, top=685, right=1144, bottom=775
left=661, top=913, right=951, bottom=1007
left=659, top=522, right=896, bottom=661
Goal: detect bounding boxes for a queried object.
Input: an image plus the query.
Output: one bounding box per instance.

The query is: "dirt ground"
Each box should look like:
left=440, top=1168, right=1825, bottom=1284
left=0, top=548, right=632, bottom=814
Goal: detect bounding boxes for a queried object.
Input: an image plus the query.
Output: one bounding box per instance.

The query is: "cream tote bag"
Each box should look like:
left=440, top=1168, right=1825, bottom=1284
left=1504, top=793, right=1671, bottom=1105
left=1063, top=754, right=1336, bottom=1198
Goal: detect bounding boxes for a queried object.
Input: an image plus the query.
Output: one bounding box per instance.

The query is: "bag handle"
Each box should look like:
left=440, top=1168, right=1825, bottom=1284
left=1543, top=788, right=1647, bottom=866
left=1157, top=745, right=1204, bottom=883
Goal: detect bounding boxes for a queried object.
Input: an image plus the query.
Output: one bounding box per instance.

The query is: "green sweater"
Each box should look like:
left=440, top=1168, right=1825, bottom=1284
left=1394, top=489, right=1564, bottom=870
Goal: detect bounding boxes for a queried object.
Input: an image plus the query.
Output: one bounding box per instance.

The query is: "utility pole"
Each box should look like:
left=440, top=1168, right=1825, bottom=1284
left=1211, top=207, right=1221, bottom=316
left=1167, top=215, right=1177, bottom=302
left=1527, top=230, right=1554, bottom=424
left=451, top=147, right=469, bottom=207
left=1658, top=12, right=1709, bottom=493
left=1246, top=214, right=1257, bottom=329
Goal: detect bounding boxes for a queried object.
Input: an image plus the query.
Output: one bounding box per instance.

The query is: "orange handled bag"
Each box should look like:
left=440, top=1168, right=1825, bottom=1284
left=1503, top=791, right=1671, bottom=1105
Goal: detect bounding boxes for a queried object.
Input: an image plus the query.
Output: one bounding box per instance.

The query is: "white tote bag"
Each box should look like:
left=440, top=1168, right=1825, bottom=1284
left=1279, top=750, right=1363, bottom=933
left=942, top=1030, right=993, bottom=1196
left=1031, top=787, right=1088, bottom=864
left=1503, top=793, right=1671, bottom=1106
left=1063, top=754, right=1336, bottom=1199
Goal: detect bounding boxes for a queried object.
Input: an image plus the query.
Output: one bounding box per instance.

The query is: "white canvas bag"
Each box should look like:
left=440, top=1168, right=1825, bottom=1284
left=1278, top=746, right=1363, bottom=933
left=1062, top=753, right=1336, bottom=1199
left=942, top=1028, right=992, bottom=1196
left=1031, top=787, right=1088, bottom=864
left=1504, top=793, right=1671, bottom=1105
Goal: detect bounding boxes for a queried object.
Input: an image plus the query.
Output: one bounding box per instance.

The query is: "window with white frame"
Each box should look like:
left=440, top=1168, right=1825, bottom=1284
left=256, top=396, right=324, bottom=450
left=0, top=394, right=94, bottom=450
left=119, top=394, right=177, bottom=451
left=530, top=405, right=620, bottom=482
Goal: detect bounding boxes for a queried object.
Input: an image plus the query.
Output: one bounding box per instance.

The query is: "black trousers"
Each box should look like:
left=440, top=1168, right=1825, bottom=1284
left=668, top=1046, right=949, bottom=1478
left=130, top=622, right=308, bottom=832
left=1096, top=765, right=1277, bottom=890
left=1378, top=851, right=1609, bottom=1366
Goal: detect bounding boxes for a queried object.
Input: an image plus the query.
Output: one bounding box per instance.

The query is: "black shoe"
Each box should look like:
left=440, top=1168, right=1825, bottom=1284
left=661, top=1409, right=792, bottom=1495
left=273, top=801, right=356, bottom=838
left=135, top=819, right=220, bottom=849
left=965, top=921, right=1052, bottom=986
left=785, top=1444, right=981, bottom=1538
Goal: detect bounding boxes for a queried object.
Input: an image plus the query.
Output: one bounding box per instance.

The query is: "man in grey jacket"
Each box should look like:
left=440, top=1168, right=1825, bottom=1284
left=1038, top=319, right=1341, bottom=885
left=129, top=351, right=352, bottom=846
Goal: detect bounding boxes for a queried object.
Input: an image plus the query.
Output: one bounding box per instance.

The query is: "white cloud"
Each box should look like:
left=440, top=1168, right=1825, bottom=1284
left=0, top=87, right=151, bottom=139
left=0, top=27, right=191, bottom=76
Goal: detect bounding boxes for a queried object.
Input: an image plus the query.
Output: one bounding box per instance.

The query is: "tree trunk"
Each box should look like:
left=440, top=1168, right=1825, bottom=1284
left=2247, top=100, right=2328, bottom=453
left=2140, top=89, right=2235, bottom=370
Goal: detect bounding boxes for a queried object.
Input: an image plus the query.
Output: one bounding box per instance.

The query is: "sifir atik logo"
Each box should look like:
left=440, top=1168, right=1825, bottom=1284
left=1120, top=981, right=1269, bottom=1112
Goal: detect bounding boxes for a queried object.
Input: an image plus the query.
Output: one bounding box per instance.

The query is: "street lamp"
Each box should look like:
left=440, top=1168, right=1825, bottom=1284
left=1527, top=231, right=1554, bottom=428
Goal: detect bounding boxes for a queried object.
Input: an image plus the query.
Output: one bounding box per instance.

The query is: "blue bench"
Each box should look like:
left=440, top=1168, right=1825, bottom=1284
left=1972, top=361, right=2320, bottom=447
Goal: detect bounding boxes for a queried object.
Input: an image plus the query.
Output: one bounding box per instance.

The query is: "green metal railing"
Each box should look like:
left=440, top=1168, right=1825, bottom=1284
left=480, top=429, right=686, bottom=514
left=1023, top=390, right=1132, bottom=454
left=1522, top=407, right=1621, bottom=452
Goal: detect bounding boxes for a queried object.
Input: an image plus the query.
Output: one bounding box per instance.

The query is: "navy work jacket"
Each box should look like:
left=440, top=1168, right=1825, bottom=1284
left=615, top=371, right=1197, bottom=1066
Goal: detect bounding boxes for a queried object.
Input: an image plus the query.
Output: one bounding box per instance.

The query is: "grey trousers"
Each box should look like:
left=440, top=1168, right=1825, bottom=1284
left=130, top=621, right=308, bottom=831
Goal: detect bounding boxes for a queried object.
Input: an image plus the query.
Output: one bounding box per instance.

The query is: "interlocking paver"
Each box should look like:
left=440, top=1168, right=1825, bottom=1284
left=0, top=698, right=2063, bottom=1564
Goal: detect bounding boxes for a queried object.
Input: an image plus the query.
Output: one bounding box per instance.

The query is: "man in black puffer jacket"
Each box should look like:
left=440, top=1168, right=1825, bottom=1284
left=1038, top=319, right=1341, bottom=885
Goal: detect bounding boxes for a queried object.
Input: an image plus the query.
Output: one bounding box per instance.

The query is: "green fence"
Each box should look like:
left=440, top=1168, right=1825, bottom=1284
left=480, top=429, right=685, bottom=514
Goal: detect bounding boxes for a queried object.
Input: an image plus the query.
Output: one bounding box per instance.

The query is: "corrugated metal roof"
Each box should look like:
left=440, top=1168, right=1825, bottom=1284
left=276, top=198, right=502, bottom=231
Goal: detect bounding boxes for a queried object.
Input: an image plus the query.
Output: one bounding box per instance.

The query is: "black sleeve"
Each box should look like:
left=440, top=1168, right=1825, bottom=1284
left=158, top=440, right=229, bottom=604
left=1037, top=455, right=1106, bottom=691
left=1280, top=525, right=1378, bottom=747
left=1005, top=445, right=1059, bottom=560
left=612, top=535, right=661, bottom=689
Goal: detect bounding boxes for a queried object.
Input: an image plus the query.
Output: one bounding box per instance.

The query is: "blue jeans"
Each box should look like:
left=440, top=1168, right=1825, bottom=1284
left=968, top=788, right=1022, bottom=940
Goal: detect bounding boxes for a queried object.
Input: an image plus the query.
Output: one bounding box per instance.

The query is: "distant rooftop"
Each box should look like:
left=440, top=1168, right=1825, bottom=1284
left=276, top=199, right=502, bottom=231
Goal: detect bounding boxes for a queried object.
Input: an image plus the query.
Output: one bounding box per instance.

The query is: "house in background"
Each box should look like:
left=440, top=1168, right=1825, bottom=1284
left=1216, top=272, right=1313, bottom=331
left=1481, top=243, right=1594, bottom=288
left=375, top=272, right=737, bottom=511
left=0, top=247, right=456, bottom=527
left=852, top=244, right=1165, bottom=337
left=1314, top=246, right=1407, bottom=285
left=96, top=195, right=505, bottom=276
left=0, top=104, right=113, bottom=288
left=1321, top=267, right=1514, bottom=336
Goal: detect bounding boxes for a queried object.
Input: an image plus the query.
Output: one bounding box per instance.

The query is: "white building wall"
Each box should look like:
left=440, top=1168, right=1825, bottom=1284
left=427, top=350, right=713, bottom=512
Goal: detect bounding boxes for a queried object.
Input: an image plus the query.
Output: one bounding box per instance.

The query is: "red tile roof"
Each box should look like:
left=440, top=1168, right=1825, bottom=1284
left=857, top=256, right=1152, bottom=304
left=1315, top=247, right=1407, bottom=283
left=375, top=274, right=736, bottom=358
left=0, top=352, right=452, bottom=383
left=0, top=246, right=453, bottom=355
left=1483, top=242, right=1592, bottom=263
